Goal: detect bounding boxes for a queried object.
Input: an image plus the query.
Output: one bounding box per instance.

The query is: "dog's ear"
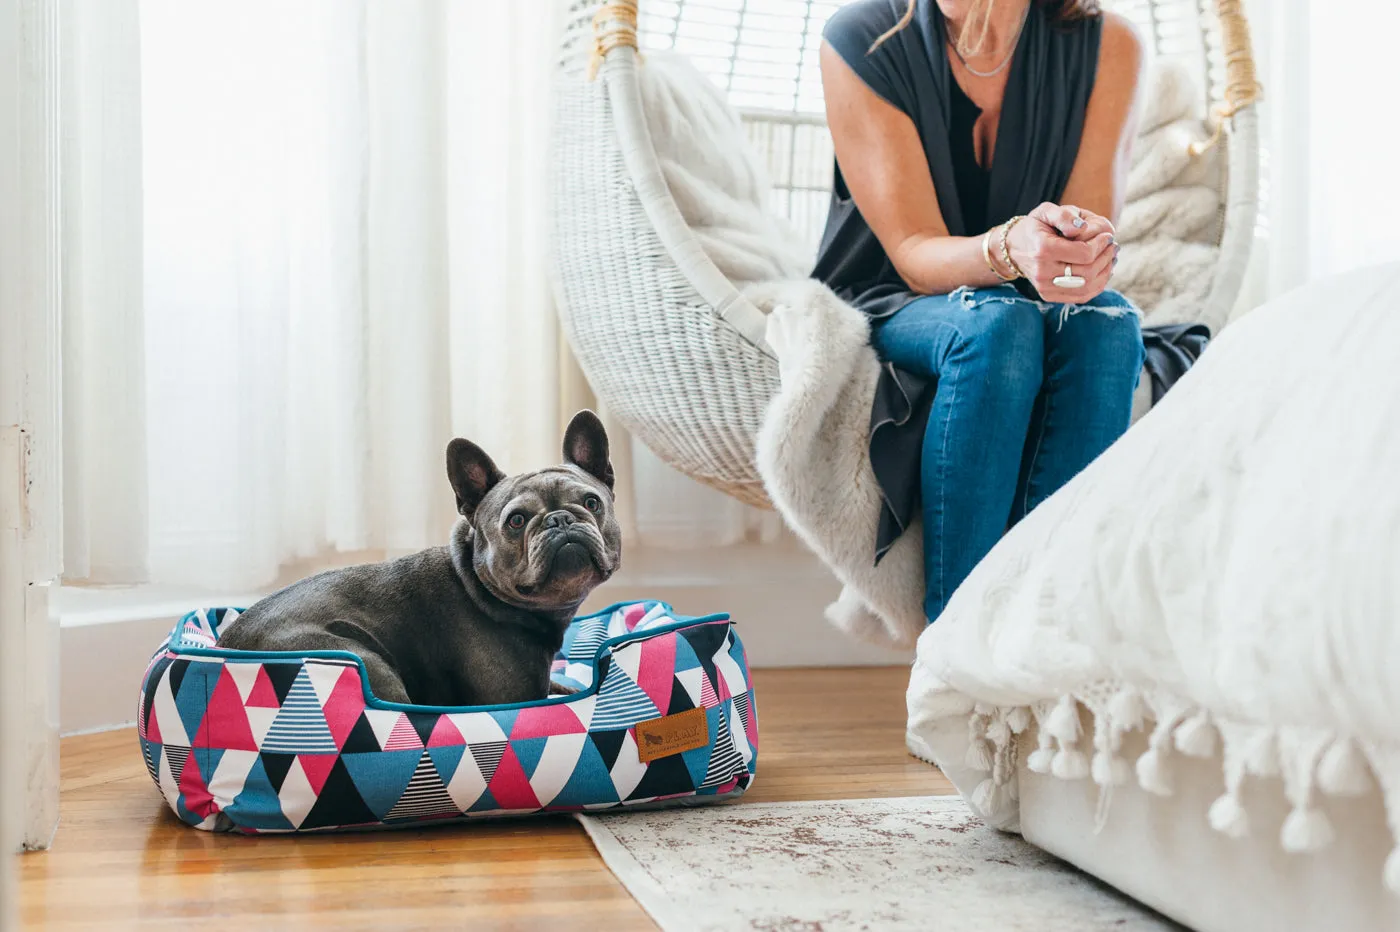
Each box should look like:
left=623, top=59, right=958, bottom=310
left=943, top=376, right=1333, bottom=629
left=446, top=438, right=506, bottom=517
left=562, top=409, right=614, bottom=490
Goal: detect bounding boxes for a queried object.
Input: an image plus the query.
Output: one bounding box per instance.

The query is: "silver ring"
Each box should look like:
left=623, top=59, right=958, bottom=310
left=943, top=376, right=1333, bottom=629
left=1052, top=264, right=1086, bottom=289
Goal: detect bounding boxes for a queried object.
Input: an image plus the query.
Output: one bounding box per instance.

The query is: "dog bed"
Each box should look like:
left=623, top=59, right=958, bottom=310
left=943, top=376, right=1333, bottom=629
left=137, top=600, right=756, bottom=833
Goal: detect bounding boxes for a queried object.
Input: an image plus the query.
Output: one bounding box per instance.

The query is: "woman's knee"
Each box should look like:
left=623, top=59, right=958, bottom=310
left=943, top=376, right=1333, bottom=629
left=1052, top=304, right=1145, bottom=384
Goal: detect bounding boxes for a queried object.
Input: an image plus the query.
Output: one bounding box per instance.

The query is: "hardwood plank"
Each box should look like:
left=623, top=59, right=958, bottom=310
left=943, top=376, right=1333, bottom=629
left=19, top=666, right=951, bottom=930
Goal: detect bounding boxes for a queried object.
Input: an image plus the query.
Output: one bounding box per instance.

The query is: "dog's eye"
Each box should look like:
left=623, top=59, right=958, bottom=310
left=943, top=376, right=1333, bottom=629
left=584, top=495, right=602, bottom=514
left=507, top=512, right=527, bottom=530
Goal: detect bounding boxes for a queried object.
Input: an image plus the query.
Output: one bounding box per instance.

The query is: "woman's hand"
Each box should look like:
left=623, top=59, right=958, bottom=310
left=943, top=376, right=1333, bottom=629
left=1004, top=202, right=1117, bottom=303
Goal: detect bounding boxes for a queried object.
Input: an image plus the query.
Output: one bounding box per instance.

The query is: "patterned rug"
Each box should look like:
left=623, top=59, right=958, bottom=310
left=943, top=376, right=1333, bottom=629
left=579, top=795, right=1184, bottom=932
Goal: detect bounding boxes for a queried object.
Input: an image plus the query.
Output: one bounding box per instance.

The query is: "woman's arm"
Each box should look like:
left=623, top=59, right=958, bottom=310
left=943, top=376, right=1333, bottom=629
left=820, top=42, right=1110, bottom=300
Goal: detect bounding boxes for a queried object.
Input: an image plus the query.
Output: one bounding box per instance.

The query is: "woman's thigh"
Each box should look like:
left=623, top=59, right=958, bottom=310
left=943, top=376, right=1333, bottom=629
left=870, top=285, right=1045, bottom=379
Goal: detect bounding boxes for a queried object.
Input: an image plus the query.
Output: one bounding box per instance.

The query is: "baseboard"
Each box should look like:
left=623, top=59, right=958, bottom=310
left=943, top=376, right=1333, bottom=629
left=57, top=543, right=913, bottom=734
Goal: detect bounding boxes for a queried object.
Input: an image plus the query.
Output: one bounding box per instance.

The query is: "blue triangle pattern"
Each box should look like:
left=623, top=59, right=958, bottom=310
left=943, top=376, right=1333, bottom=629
left=671, top=634, right=702, bottom=672
left=341, top=750, right=423, bottom=820
left=224, top=755, right=294, bottom=830
left=428, top=745, right=466, bottom=784
left=261, top=666, right=337, bottom=754
left=549, top=738, right=618, bottom=809
left=173, top=661, right=222, bottom=742
left=513, top=736, right=548, bottom=779
left=193, top=746, right=225, bottom=784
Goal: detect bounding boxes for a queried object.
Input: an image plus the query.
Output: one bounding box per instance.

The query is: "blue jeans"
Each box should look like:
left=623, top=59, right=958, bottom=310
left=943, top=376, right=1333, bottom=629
left=870, top=284, right=1144, bottom=622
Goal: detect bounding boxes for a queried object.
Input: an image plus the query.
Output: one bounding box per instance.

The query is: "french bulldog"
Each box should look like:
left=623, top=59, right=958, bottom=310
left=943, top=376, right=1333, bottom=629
left=215, top=410, right=622, bottom=707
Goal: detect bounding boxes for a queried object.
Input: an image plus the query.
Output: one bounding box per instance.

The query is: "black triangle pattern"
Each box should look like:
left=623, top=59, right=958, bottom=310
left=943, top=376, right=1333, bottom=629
left=299, top=758, right=379, bottom=830
left=627, top=752, right=695, bottom=802
left=340, top=713, right=383, bottom=754
left=164, top=745, right=190, bottom=782
left=701, top=709, right=744, bottom=789
left=143, top=742, right=161, bottom=782
left=468, top=741, right=507, bottom=783
left=166, top=659, right=191, bottom=703
left=681, top=626, right=726, bottom=703
left=408, top=712, right=440, bottom=747
left=666, top=677, right=696, bottom=715
left=733, top=692, right=752, bottom=733
left=590, top=730, right=627, bottom=770
left=264, top=663, right=302, bottom=706
left=260, top=752, right=296, bottom=793
left=142, top=655, right=173, bottom=734
left=385, top=752, right=460, bottom=822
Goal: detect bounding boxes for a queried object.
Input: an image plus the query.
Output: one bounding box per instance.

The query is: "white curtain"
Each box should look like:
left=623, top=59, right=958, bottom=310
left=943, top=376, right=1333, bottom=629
left=1241, top=0, right=1400, bottom=306
left=62, top=0, right=768, bottom=593
left=135, top=0, right=572, bottom=590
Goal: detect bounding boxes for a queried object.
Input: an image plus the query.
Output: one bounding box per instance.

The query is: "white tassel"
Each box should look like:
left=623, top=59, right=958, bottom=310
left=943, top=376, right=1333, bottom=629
left=970, top=777, right=1010, bottom=816
left=1208, top=792, right=1250, bottom=839
left=1174, top=711, right=1217, bottom=757
left=1136, top=747, right=1173, bottom=796
left=1317, top=738, right=1371, bottom=797
left=1383, top=848, right=1400, bottom=897
left=965, top=739, right=994, bottom=772
left=1243, top=731, right=1278, bottom=777
left=1280, top=805, right=1335, bottom=853
left=1091, top=749, right=1130, bottom=787
left=1007, top=706, right=1032, bottom=734
left=1051, top=747, right=1089, bottom=781
left=1107, top=688, right=1146, bottom=732
left=1027, top=747, right=1055, bottom=774
left=1046, top=696, right=1080, bottom=743
left=986, top=720, right=1011, bottom=746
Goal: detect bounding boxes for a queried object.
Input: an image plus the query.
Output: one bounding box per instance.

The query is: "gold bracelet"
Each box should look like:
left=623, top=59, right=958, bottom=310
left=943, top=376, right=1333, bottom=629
left=982, top=230, right=1017, bottom=282
left=999, top=215, right=1027, bottom=280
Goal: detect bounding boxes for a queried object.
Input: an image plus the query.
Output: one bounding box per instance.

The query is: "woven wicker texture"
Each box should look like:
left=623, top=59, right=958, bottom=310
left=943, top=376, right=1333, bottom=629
left=550, top=0, right=1260, bottom=505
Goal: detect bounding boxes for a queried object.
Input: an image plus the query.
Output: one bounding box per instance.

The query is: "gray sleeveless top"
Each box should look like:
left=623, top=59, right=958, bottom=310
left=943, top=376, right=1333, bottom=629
left=812, top=0, right=1102, bottom=561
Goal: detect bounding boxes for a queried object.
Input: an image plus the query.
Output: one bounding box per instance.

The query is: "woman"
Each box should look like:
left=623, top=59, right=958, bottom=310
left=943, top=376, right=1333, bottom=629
left=814, top=0, right=1146, bottom=623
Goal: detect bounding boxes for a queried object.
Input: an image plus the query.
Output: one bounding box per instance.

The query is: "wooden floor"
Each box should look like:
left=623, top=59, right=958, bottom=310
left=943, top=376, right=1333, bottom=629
left=19, top=667, right=951, bottom=931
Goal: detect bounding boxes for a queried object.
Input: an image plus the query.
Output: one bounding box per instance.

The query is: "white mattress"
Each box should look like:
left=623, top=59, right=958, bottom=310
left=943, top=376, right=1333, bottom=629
left=1019, top=725, right=1400, bottom=932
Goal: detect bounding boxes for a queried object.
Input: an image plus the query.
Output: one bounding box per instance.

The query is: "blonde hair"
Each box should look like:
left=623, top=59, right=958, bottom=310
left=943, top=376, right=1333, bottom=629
left=867, top=0, right=1000, bottom=58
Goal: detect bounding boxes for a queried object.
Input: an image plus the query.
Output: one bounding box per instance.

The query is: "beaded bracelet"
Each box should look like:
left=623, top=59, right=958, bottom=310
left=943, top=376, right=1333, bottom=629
left=981, top=230, right=1018, bottom=282
left=999, top=215, right=1027, bottom=280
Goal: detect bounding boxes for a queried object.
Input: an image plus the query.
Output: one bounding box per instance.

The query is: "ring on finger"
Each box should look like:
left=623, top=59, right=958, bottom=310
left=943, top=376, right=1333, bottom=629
left=1052, top=264, right=1086, bottom=289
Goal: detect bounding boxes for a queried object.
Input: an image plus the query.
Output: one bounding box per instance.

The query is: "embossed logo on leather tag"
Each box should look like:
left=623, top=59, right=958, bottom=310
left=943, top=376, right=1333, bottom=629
left=635, top=707, right=708, bottom=763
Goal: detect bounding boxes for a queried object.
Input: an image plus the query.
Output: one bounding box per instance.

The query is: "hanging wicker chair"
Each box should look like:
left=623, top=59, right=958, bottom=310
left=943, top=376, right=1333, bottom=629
left=550, top=0, right=1261, bottom=510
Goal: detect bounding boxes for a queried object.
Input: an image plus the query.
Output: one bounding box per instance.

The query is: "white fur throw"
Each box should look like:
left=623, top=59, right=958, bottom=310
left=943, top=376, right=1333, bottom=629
left=638, top=54, right=1227, bottom=648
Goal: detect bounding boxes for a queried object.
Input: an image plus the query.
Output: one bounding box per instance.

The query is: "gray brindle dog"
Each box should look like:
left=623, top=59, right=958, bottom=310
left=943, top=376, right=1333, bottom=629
left=216, top=410, right=622, bottom=706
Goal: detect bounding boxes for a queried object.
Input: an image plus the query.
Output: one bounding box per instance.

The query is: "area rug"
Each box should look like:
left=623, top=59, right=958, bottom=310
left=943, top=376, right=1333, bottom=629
left=578, top=795, right=1182, bottom=932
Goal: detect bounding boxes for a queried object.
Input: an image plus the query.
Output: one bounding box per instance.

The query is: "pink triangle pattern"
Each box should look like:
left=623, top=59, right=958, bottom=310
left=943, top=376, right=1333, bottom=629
left=322, top=667, right=366, bottom=750
left=511, top=702, right=587, bottom=740
left=383, top=714, right=425, bottom=750
left=635, top=635, right=676, bottom=711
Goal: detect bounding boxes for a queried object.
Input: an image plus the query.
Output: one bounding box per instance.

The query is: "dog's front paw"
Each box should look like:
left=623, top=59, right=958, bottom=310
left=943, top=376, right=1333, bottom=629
left=548, top=681, right=581, bottom=697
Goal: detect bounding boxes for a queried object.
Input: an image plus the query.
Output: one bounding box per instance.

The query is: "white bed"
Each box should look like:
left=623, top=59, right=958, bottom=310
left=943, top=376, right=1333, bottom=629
left=906, top=263, right=1400, bottom=932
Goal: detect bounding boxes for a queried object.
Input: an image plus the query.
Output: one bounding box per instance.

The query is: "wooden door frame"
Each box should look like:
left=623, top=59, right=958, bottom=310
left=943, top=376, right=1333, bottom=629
left=1, top=0, right=64, bottom=898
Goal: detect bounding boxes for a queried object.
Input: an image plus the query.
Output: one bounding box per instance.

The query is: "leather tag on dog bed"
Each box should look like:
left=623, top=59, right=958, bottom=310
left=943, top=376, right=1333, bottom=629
left=635, top=707, right=709, bottom=763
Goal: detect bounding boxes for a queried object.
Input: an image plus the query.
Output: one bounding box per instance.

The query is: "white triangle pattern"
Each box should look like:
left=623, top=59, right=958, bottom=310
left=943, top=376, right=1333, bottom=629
left=278, top=758, right=317, bottom=829
left=385, top=753, right=460, bottom=821
left=613, top=640, right=644, bottom=684
left=713, top=644, right=748, bottom=699
left=445, top=748, right=489, bottom=813
left=448, top=711, right=509, bottom=745
left=609, top=730, right=647, bottom=800
left=207, top=749, right=259, bottom=810
left=157, top=747, right=181, bottom=811
left=528, top=734, right=588, bottom=806
left=226, top=663, right=262, bottom=704
left=245, top=707, right=278, bottom=748
left=364, top=709, right=402, bottom=750
left=153, top=673, right=190, bottom=747
left=566, top=693, right=596, bottom=731
left=676, top=668, right=705, bottom=708
left=306, top=661, right=348, bottom=706
left=728, top=698, right=754, bottom=765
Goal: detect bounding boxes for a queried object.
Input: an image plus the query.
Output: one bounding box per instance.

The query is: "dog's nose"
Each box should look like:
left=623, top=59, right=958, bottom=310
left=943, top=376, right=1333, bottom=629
left=543, top=510, right=576, bottom=529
